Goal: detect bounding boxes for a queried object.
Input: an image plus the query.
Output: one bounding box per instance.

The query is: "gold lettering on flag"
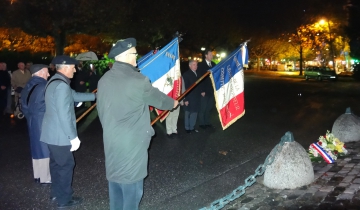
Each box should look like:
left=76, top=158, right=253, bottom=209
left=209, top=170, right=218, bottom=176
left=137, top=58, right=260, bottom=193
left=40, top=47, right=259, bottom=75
left=165, top=52, right=176, bottom=60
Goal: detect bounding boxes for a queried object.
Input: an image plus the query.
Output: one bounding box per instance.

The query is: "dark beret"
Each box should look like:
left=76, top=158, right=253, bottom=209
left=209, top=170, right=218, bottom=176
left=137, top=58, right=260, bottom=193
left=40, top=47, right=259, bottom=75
left=108, top=38, right=136, bottom=59
left=30, top=64, right=48, bottom=74
left=51, top=55, right=79, bottom=65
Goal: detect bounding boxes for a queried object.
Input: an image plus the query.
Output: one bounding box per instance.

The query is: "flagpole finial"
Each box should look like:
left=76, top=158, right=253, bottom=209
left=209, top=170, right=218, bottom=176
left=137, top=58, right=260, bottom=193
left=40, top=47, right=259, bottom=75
left=240, top=39, right=251, bottom=47
left=173, top=31, right=184, bottom=42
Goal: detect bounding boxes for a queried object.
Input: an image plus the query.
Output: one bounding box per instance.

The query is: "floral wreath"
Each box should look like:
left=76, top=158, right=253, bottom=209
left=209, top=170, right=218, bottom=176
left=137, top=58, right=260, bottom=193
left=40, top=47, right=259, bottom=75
left=308, top=130, right=348, bottom=163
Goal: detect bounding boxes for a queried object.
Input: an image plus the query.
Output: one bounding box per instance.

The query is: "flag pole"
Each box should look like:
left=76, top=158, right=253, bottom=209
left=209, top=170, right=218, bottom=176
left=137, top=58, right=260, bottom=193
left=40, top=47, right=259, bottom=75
left=76, top=89, right=97, bottom=123
left=76, top=71, right=210, bottom=125
left=151, top=71, right=210, bottom=125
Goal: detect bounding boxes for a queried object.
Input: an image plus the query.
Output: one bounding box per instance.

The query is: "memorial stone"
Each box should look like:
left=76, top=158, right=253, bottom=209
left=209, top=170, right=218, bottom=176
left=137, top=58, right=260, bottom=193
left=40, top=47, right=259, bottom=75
left=332, top=107, right=360, bottom=143
left=264, top=132, right=314, bottom=189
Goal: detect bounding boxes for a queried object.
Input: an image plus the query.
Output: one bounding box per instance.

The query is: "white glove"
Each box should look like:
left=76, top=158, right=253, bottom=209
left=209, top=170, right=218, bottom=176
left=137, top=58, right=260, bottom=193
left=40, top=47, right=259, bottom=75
left=70, top=137, right=81, bottom=152
left=76, top=102, right=83, bottom=107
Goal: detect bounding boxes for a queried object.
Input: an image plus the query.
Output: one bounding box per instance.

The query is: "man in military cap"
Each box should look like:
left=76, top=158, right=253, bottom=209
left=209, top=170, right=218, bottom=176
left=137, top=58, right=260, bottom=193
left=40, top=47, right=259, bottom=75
left=97, top=38, right=178, bottom=210
left=40, top=55, right=96, bottom=208
left=21, top=64, right=51, bottom=184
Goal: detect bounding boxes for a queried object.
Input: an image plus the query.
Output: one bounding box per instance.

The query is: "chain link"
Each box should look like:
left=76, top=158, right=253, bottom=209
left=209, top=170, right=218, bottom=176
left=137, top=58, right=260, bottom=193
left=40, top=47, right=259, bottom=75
left=199, top=140, right=287, bottom=210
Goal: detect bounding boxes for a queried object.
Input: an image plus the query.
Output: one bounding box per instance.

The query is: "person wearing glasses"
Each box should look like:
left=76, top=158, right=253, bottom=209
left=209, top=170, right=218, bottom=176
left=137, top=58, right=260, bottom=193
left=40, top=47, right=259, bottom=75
left=97, top=38, right=179, bottom=210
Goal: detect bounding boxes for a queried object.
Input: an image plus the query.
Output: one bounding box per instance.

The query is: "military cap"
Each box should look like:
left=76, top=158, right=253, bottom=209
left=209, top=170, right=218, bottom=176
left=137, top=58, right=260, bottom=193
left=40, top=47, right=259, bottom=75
left=30, top=64, right=48, bottom=74
left=108, top=38, right=137, bottom=59
left=51, top=55, right=79, bottom=65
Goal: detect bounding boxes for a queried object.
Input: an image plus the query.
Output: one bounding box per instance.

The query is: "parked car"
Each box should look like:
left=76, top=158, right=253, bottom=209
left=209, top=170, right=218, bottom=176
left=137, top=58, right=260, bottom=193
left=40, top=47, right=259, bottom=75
left=352, top=64, right=360, bottom=80
left=304, top=66, right=337, bottom=81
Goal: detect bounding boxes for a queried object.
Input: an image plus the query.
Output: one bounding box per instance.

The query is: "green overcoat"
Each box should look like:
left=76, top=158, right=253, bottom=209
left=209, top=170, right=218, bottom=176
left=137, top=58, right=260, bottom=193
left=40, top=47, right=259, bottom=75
left=97, top=61, right=174, bottom=184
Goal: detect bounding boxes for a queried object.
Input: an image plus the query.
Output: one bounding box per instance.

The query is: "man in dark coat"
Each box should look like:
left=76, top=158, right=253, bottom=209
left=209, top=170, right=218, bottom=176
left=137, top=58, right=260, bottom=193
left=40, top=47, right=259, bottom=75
left=71, top=61, right=88, bottom=93
left=0, top=62, right=11, bottom=116
left=97, top=38, right=178, bottom=210
left=21, top=64, right=51, bottom=184
left=197, top=49, right=216, bottom=129
left=48, top=63, right=56, bottom=79
left=182, top=60, right=202, bottom=133
left=88, top=64, right=100, bottom=93
left=40, top=55, right=96, bottom=208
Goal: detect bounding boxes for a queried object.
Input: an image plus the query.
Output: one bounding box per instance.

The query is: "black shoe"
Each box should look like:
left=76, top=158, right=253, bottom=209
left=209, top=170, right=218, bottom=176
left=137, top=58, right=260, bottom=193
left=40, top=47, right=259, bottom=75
left=50, top=197, right=57, bottom=202
left=185, top=129, right=191, bottom=133
left=206, top=124, right=214, bottom=128
left=191, top=129, right=199, bottom=133
left=200, top=125, right=207, bottom=129
left=57, top=197, right=83, bottom=209
left=34, top=178, right=40, bottom=183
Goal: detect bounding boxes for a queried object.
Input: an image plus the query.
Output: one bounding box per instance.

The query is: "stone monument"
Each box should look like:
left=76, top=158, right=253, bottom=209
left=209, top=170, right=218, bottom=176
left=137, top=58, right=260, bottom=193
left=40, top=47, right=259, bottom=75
left=263, top=132, right=314, bottom=189
left=332, top=107, right=360, bottom=143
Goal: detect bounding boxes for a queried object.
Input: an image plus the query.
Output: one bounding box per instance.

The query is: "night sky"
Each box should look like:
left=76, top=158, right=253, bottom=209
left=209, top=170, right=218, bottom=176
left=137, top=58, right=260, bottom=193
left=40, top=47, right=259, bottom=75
left=226, top=0, right=345, bottom=36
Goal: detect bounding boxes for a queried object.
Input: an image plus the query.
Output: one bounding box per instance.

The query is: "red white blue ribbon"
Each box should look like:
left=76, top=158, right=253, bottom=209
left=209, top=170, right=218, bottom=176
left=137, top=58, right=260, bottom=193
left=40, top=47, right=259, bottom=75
left=310, top=143, right=335, bottom=163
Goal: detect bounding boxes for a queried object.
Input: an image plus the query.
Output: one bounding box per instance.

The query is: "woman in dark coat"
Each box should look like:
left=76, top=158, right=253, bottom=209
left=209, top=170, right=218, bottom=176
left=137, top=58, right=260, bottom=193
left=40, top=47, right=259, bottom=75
left=182, top=60, right=201, bottom=133
left=21, top=64, right=51, bottom=184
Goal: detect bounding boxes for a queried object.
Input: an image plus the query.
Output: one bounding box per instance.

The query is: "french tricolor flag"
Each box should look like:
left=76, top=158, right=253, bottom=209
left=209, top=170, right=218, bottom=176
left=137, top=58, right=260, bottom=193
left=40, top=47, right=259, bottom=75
left=210, top=43, right=248, bottom=130
left=138, top=38, right=181, bottom=121
left=310, top=143, right=335, bottom=163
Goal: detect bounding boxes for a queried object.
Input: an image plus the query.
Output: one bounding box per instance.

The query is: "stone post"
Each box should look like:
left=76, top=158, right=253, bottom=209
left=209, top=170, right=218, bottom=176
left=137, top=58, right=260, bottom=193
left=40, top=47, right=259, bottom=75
left=264, top=132, right=314, bottom=189
left=332, top=107, right=360, bottom=143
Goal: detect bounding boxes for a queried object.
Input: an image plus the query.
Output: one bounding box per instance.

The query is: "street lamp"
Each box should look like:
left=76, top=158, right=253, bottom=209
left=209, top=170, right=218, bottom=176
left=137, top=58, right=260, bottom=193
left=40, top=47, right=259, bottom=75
left=201, top=47, right=206, bottom=51
left=319, top=18, right=335, bottom=70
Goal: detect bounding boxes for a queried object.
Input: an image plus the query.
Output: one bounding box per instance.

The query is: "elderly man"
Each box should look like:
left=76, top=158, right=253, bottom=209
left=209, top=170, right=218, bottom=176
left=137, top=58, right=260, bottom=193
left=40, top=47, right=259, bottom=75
left=182, top=60, right=201, bottom=133
left=97, top=38, right=178, bottom=210
left=40, top=55, right=96, bottom=209
left=11, top=62, right=31, bottom=115
left=21, top=64, right=51, bottom=184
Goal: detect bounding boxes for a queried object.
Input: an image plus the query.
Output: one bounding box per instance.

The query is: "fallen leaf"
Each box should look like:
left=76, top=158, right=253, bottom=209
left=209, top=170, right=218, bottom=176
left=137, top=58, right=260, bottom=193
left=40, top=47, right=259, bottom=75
left=219, top=150, right=228, bottom=156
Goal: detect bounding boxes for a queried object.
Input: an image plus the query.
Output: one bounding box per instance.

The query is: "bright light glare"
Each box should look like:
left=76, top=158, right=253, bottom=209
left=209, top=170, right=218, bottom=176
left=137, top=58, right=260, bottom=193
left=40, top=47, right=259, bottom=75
left=319, top=19, right=326, bottom=25
left=220, top=53, right=226, bottom=58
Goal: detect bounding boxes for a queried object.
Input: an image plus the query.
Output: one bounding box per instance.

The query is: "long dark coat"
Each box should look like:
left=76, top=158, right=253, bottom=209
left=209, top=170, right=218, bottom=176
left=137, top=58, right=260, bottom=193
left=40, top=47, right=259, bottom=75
left=97, top=61, right=174, bottom=184
left=71, top=68, right=88, bottom=92
left=88, top=69, right=100, bottom=92
left=197, top=60, right=216, bottom=94
left=182, top=69, right=201, bottom=113
left=0, top=70, right=11, bottom=110
left=21, top=76, right=49, bottom=159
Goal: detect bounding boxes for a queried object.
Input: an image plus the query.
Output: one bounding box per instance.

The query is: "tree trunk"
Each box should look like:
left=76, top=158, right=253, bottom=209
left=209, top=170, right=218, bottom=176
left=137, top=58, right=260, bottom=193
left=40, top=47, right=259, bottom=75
left=53, top=29, right=66, bottom=56
left=257, top=57, right=261, bottom=71
left=299, top=45, right=303, bottom=76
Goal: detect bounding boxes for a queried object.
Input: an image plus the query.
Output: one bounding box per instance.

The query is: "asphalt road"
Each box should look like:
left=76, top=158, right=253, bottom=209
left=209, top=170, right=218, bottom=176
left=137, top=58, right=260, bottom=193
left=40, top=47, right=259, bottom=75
left=1, top=72, right=360, bottom=210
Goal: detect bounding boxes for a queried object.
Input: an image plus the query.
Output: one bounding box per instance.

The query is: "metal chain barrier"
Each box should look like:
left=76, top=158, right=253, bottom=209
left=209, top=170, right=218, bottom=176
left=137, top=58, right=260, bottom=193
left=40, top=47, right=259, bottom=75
left=199, top=137, right=291, bottom=210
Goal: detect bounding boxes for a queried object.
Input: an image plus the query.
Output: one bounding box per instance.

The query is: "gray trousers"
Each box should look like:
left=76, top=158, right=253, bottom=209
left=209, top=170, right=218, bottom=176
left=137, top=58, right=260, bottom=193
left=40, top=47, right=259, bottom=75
left=199, top=95, right=214, bottom=126
left=32, top=158, right=51, bottom=183
left=184, top=111, right=197, bottom=130
left=165, top=106, right=180, bottom=134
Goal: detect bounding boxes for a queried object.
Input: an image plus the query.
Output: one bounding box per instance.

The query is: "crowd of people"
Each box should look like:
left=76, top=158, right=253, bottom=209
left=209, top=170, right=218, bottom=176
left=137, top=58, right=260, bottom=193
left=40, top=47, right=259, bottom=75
left=0, top=38, right=216, bottom=210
